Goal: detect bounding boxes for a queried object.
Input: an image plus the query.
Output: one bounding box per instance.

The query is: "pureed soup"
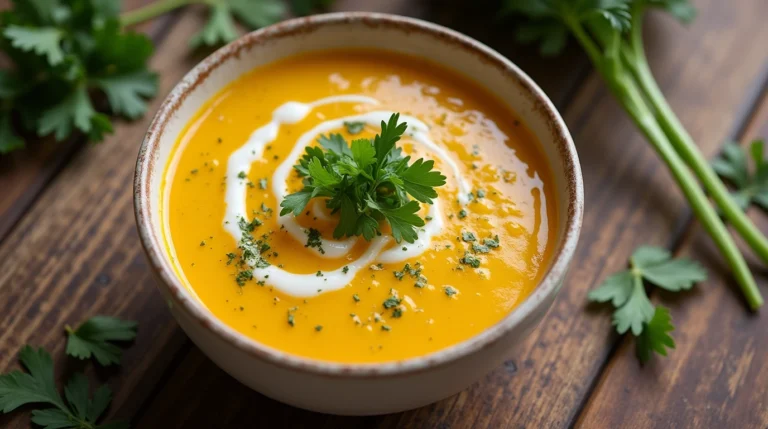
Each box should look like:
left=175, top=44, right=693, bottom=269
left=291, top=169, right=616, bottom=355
left=163, top=50, right=557, bottom=363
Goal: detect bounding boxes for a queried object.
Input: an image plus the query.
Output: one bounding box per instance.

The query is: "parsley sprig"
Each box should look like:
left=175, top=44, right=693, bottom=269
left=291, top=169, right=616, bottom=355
left=1, top=316, right=138, bottom=428
left=712, top=139, right=768, bottom=212
left=0, top=346, right=129, bottom=429
left=280, top=113, right=447, bottom=243
left=588, top=246, right=706, bottom=362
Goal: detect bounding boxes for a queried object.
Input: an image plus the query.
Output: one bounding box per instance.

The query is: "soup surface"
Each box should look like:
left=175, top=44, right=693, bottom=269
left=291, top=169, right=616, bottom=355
left=163, top=50, right=557, bottom=363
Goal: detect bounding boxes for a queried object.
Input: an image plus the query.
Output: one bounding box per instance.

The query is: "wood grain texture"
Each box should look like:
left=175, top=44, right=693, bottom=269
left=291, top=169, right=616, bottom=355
left=133, top=1, right=768, bottom=428
left=576, top=87, right=768, bottom=429
left=0, top=0, right=172, bottom=243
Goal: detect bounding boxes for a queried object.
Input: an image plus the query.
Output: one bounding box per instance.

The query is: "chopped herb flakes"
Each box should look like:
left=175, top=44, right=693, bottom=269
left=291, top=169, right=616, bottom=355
left=476, top=189, right=486, bottom=198
left=460, top=252, right=481, bottom=268
left=342, top=265, right=349, bottom=274
left=305, top=228, right=325, bottom=254
left=484, top=236, right=500, bottom=248
left=237, top=171, right=247, bottom=179
left=315, top=325, right=323, bottom=332
left=344, top=121, right=365, bottom=134
left=316, top=271, right=324, bottom=277
left=392, top=308, right=403, bottom=318
left=458, top=209, right=468, bottom=219
left=461, top=232, right=476, bottom=242
left=259, top=178, right=268, bottom=189
left=200, top=240, right=206, bottom=246
left=383, top=296, right=402, bottom=309
left=444, top=286, right=458, bottom=296
left=381, top=325, right=392, bottom=331
left=287, top=313, right=295, bottom=327
left=472, top=243, right=491, bottom=254
left=353, top=293, right=360, bottom=302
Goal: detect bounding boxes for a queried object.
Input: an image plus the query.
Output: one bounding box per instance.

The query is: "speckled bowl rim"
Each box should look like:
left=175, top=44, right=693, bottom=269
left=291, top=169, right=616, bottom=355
left=135, top=12, right=583, bottom=378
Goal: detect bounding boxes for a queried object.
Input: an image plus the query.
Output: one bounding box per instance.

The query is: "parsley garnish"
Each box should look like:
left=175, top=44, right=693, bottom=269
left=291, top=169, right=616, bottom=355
left=712, top=139, right=768, bottom=212
left=0, top=346, right=129, bottom=428
left=65, top=316, right=137, bottom=366
left=315, top=325, right=323, bottom=332
left=382, top=296, right=402, bottom=309
left=588, top=246, right=706, bottom=362
left=280, top=113, right=446, bottom=243
left=461, top=232, right=476, bottom=242
left=353, top=293, right=360, bottom=302
left=305, top=228, right=325, bottom=254
left=459, top=252, right=481, bottom=268
left=444, top=286, right=458, bottom=297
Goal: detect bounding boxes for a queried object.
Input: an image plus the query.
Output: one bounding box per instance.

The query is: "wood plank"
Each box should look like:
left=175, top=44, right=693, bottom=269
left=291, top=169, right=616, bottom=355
left=576, top=85, right=768, bottom=429
left=133, top=1, right=768, bottom=428
left=0, top=0, right=173, bottom=244
left=0, top=1, right=588, bottom=427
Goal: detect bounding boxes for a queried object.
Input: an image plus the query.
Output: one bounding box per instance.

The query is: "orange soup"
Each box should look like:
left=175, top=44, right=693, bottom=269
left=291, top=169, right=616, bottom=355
left=163, top=50, right=557, bottom=362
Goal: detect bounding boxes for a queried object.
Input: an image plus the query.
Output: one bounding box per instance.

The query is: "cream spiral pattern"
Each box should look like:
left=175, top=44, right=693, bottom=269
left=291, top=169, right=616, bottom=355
left=222, top=96, right=470, bottom=297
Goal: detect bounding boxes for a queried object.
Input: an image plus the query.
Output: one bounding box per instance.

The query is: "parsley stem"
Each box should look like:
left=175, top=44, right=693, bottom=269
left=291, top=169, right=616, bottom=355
left=570, top=17, right=763, bottom=310
left=120, top=0, right=199, bottom=27
left=616, top=77, right=763, bottom=310
left=625, top=11, right=768, bottom=266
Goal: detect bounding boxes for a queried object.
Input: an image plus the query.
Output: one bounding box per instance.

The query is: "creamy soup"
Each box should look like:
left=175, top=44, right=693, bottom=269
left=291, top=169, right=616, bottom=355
left=163, top=50, right=557, bottom=363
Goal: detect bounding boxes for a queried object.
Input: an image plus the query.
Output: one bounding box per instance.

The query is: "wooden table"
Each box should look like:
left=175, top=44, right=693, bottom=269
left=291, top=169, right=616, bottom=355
left=2, top=0, right=768, bottom=427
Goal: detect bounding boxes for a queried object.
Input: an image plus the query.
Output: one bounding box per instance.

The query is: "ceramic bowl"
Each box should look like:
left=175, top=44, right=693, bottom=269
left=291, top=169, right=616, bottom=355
left=134, top=12, right=583, bottom=416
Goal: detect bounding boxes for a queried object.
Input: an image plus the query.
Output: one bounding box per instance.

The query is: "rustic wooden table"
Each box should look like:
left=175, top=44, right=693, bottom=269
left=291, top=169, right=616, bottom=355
left=2, top=0, right=767, bottom=427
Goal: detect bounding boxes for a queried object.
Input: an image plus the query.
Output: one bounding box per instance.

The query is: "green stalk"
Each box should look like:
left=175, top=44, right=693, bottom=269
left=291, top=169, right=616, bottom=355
left=624, top=9, right=768, bottom=265
left=120, top=0, right=201, bottom=27
left=568, top=20, right=763, bottom=310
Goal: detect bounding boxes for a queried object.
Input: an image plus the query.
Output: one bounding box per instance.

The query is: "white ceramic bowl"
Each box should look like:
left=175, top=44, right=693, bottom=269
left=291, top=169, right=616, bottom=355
left=135, top=12, right=583, bottom=416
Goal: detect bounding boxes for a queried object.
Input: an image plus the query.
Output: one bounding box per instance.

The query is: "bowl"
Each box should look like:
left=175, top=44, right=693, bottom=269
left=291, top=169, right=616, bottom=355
left=134, top=12, right=583, bottom=416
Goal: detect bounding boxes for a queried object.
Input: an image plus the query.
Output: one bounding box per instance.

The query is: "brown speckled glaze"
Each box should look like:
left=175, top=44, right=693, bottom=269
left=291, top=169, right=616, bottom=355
left=134, top=12, right=583, bottom=414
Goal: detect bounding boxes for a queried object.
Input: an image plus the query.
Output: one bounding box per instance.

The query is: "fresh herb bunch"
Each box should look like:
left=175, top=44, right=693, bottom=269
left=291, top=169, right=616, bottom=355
left=0, top=0, right=335, bottom=155
left=0, top=0, right=158, bottom=154
left=588, top=246, right=706, bottom=362
left=712, top=139, right=768, bottom=212
left=280, top=113, right=447, bottom=243
left=505, top=0, right=765, bottom=310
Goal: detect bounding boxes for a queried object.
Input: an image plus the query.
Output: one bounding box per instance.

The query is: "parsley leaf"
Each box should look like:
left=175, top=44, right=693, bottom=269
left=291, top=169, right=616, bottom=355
left=635, top=306, right=676, bottom=363
left=191, top=0, right=286, bottom=48
left=4, top=26, right=64, bottom=65
left=588, top=245, right=705, bottom=362
left=65, top=316, right=138, bottom=366
left=280, top=113, right=446, bottom=243
left=0, top=346, right=128, bottom=429
left=712, top=140, right=768, bottom=212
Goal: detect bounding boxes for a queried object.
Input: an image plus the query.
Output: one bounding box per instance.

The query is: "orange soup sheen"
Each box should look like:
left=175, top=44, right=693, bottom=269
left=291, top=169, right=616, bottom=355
left=163, top=50, right=557, bottom=363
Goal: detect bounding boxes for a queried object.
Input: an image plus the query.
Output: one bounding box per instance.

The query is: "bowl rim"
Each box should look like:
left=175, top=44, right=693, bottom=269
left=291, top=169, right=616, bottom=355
left=134, top=11, right=583, bottom=378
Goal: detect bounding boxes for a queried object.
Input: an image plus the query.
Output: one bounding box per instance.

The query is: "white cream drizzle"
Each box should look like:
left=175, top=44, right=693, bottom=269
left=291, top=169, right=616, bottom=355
left=222, top=95, right=470, bottom=297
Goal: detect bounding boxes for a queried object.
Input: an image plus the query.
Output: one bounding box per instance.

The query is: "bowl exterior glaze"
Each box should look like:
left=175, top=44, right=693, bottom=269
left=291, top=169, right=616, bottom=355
left=135, top=12, right=583, bottom=415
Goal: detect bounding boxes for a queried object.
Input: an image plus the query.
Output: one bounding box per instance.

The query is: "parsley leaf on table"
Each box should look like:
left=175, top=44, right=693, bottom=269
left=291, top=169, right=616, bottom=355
left=280, top=113, right=447, bottom=243
left=65, top=316, right=138, bottom=366
left=588, top=246, right=706, bottom=362
left=712, top=139, right=768, bottom=212
left=0, top=346, right=128, bottom=429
